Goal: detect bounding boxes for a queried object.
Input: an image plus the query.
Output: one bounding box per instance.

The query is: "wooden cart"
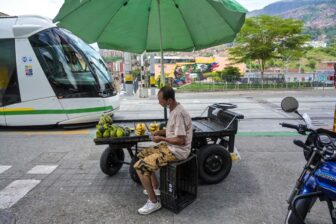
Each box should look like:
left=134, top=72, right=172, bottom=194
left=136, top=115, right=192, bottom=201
left=94, top=103, right=244, bottom=184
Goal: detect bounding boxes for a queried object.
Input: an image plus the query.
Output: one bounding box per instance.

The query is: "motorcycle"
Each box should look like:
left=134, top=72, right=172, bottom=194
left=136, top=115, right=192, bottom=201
left=281, top=97, right=336, bottom=224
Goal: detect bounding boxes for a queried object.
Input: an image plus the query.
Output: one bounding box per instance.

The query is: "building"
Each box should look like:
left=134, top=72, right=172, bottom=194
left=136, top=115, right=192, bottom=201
left=317, top=61, right=336, bottom=70
left=306, top=41, right=327, bottom=48
left=316, top=61, right=336, bottom=84
left=99, top=49, right=123, bottom=58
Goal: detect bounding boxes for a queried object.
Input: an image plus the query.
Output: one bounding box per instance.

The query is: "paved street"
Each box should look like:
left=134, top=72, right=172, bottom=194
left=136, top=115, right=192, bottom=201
left=0, top=89, right=335, bottom=224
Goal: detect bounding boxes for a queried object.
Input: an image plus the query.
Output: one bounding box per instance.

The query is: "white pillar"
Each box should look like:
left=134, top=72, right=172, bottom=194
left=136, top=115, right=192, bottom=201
left=139, top=53, right=148, bottom=98
left=150, top=53, right=156, bottom=96
left=124, top=52, right=133, bottom=95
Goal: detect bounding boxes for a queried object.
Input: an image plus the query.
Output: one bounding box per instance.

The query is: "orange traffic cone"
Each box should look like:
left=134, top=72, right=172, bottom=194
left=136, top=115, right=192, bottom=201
left=333, top=104, right=336, bottom=133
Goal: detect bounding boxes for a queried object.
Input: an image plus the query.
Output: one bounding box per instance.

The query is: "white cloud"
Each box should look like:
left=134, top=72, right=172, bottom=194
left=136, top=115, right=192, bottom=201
left=0, top=0, right=64, bottom=19
left=237, top=0, right=280, bottom=11
left=0, top=0, right=280, bottom=19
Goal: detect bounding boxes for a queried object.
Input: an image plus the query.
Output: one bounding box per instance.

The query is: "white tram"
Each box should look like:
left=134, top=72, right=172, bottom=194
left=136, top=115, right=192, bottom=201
left=0, top=16, right=120, bottom=127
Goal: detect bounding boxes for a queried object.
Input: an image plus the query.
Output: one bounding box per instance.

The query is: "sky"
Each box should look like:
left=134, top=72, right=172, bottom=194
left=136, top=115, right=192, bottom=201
left=0, top=0, right=281, bottom=19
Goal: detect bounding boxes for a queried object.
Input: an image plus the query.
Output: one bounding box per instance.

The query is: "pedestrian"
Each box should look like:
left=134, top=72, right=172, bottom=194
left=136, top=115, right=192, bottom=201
left=133, top=86, right=193, bottom=215
left=121, top=73, right=125, bottom=91
left=114, top=76, right=121, bottom=93
left=133, top=76, right=139, bottom=94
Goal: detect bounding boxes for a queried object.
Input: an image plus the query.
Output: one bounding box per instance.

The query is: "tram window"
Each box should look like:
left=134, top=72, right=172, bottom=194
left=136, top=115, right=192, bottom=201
left=0, top=39, right=21, bottom=106
left=62, top=29, right=117, bottom=97
left=29, top=28, right=100, bottom=98
left=63, top=47, right=88, bottom=72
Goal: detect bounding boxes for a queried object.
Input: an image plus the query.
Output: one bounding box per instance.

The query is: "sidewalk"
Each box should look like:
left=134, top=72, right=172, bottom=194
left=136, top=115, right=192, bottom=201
left=1, top=133, right=331, bottom=223
left=1, top=90, right=334, bottom=223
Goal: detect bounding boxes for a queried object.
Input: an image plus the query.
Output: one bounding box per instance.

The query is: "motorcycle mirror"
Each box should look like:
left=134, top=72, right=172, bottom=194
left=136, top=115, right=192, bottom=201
left=302, top=113, right=313, bottom=129
left=281, top=97, right=299, bottom=113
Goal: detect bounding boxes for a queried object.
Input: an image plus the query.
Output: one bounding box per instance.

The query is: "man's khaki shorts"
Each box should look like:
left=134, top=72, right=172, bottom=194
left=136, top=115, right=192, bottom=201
left=133, top=143, right=177, bottom=176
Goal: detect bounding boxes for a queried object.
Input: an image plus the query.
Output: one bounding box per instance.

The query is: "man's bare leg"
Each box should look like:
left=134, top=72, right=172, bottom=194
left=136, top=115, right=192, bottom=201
left=151, top=172, right=159, bottom=189
left=136, top=170, right=157, bottom=202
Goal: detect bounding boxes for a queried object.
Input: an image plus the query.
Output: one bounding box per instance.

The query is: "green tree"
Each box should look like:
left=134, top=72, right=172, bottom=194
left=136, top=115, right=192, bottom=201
left=221, top=66, right=241, bottom=82
left=130, top=68, right=141, bottom=79
left=203, top=71, right=222, bottom=82
left=321, top=42, right=336, bottom=57
left=306, top=60, right=316, bottom=71
left=229, top=15, right=310, bottom=81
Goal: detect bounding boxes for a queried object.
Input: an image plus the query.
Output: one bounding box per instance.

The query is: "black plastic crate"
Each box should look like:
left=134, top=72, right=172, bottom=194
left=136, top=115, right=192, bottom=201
left=160, top=154, right=198, bottom=213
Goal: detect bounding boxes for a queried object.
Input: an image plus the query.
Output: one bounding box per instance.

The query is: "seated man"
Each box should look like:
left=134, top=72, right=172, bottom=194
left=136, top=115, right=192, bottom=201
left=134, top=86, right=193, bottom=215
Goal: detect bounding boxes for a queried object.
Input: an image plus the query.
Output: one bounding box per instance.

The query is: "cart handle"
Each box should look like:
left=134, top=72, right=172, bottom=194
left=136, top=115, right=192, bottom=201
left=222, top=115, right=238, bottom=130
left=212, top=103, right=237, bottom=110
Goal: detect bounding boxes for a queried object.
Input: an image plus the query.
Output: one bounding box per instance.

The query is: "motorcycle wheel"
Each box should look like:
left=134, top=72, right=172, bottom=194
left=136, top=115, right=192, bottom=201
left=284, top=197, right=316, bottom=224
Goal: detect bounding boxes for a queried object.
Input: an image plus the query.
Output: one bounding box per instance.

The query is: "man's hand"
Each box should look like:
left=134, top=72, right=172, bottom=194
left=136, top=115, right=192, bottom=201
left=152, top=135, right=164, bottom=143
left=152, top=135, right=186, bottom=145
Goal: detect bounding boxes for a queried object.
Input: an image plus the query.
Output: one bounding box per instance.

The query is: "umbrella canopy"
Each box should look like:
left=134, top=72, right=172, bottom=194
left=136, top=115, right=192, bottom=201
left=54, top=0, right=246, bottom=120
left=54, top=0, right=247, bottom=54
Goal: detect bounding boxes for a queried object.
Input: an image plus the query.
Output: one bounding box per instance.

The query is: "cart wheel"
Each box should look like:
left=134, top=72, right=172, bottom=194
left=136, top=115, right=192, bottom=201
left=197, top=144, right=232, bottom=184
left=129, top=157, right=141, bottom=184
left=100, top=146, right=125, bottom=176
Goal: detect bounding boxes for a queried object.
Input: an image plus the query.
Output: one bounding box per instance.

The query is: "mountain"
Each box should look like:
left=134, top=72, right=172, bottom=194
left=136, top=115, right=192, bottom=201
left=248, top=0, right=336, bottom=43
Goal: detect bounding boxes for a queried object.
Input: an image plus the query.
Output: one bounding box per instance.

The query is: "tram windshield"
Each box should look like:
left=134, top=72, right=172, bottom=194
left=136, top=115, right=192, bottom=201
left=29, top=28, right=116, bottom=98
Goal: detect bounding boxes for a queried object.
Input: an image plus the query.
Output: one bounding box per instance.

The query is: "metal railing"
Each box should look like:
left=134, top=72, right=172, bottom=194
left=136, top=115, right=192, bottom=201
left=177, top=80, right=335, bottom=91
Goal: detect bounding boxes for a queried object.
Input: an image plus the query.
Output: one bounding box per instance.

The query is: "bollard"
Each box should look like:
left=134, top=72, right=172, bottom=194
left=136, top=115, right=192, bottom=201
left=333, top=104, right=336, bottom=133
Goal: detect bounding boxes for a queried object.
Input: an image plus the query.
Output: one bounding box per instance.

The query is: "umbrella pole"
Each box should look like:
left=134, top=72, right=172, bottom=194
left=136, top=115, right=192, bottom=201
left=157, top=0, right=168, bottom=122
left=161, top=48, right=168, bottom=122
left=157, top=0, right=165, bottom=87
left=160, top=50, right=164, bottom=86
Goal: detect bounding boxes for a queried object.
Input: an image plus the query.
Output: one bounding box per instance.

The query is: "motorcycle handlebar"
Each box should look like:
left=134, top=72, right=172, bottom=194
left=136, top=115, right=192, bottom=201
left=280, top=122, right=299, bottom=130
left=280, top=120, right=336, bottom=161
left=280, top=123, right=310, bottom=134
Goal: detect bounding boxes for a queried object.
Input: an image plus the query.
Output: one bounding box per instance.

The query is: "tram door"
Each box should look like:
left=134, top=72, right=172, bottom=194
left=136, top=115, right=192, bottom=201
left=0, top=39, right=20, bottom=126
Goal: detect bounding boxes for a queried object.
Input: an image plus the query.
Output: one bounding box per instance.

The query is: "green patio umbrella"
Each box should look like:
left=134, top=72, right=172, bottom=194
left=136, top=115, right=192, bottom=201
left=53, top=0, right=247, bottom=86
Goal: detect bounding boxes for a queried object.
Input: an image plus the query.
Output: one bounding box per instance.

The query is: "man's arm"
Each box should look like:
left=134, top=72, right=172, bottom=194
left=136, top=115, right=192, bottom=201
left=153, top=129, right=166, bottom=137
left=152, top=135, right=186, bottom=146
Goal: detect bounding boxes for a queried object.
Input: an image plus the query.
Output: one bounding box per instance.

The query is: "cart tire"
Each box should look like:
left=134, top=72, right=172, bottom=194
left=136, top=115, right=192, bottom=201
left=197, top=144, right=232, bottom=184
left=100, top=146, right=125, bottom=176
left=129, top=157, right=141, bottom=184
